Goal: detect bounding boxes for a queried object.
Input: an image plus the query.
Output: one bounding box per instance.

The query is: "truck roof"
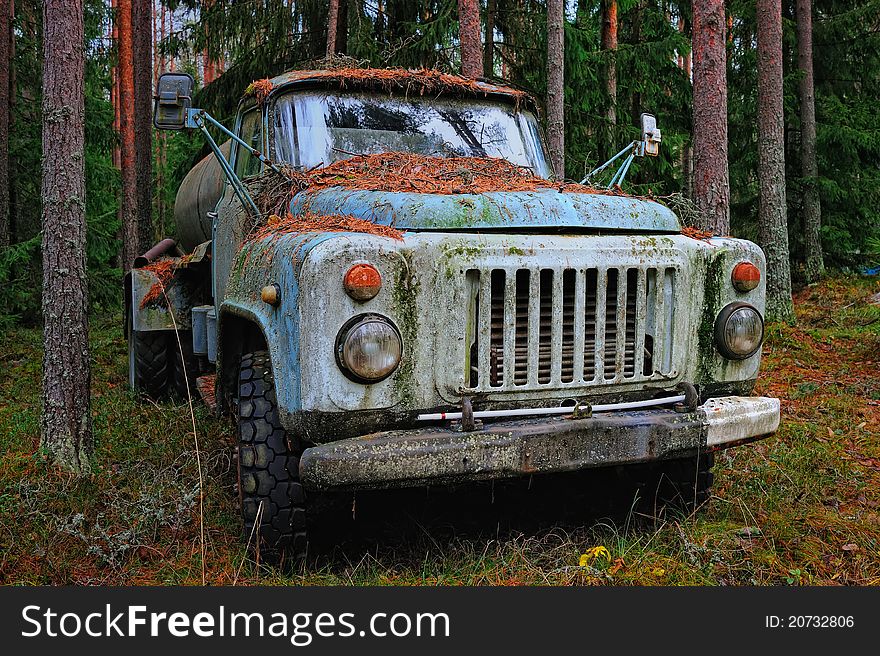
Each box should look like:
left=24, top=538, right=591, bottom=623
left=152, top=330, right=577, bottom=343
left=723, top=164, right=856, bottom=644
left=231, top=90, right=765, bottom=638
left=256, top=67, right=533, bottom=108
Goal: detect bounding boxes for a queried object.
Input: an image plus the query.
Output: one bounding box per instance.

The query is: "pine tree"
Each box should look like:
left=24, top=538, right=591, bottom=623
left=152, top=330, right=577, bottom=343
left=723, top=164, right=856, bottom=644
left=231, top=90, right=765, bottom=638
left=757, top=0, right=795, bottom=322
left=547, top=0, right=565, bottom=178
left=484, top=0, right=496, bottom=76
left=692, top=0, right=730, bottom=234
left=797, top=0, right=823, bottom=282
left=41, top=0, right=92, bottom=473
left=133, top=0, right=152, bottom=253
left=601, top=0, right=618, bottom=160
left=327, top=0, right=340, bottom=57
left=118, top=0, right=138, bottom=270
left=0, top=0, right=10, bottom=248
left=458, top=0, right=483, bottom=78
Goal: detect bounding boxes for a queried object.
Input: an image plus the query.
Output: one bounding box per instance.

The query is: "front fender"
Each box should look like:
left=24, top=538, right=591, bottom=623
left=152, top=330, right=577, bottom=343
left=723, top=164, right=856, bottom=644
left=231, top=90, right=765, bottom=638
left=220, top=231, right=351, bottom=421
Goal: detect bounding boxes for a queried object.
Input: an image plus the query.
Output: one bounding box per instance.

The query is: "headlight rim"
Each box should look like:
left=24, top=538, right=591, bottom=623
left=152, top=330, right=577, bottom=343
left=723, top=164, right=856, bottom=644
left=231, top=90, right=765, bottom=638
left=713, top=301, right=765, bottom=360
left=334, top=313, right=403, bottom=383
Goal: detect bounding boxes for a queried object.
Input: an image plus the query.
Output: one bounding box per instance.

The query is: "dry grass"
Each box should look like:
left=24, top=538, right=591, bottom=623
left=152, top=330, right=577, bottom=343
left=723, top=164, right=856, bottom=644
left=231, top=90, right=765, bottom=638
left=1, top=275, right=878, bottom=585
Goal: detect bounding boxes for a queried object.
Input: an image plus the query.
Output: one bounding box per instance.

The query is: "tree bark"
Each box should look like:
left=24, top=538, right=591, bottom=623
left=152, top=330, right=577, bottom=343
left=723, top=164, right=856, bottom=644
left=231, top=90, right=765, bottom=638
left=336, top=0, right=348, bottom=55
left=692, top=0, right=730, bottom=234
left=757, top=0, right=795, bottom=322
left=797, top=0, right=823, bottom=283
left=458, top=0, right=482, bottom=78
left=546, top=0, right=565, bottom=178
left=118, top=0, right=138, bottom=271
left=678, top=14, right=693, bottom=198
left=41, top=0, right=92, bottom=474
left=601, top=0, right=618, bottom=161
left=0, top=0, right=11, bottom=248
left=133, top=0, right=153, bottom=253
left=484, top=0, right=496, bottom=77
left=326, top=0, right=339, bottom=57
left=111, top=0, right=120, bottom=169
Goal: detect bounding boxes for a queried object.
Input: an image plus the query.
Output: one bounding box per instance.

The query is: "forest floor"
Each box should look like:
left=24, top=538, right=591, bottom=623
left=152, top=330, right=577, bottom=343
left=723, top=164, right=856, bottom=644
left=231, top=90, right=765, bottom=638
left=1, top=275, right=879, bottom=586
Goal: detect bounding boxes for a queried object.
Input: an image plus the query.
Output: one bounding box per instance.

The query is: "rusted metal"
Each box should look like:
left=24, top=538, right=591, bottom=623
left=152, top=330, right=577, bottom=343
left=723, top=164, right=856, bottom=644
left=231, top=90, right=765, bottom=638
left=298, top=395, right=779, bottom=491
left=674, top=381, right=699, bottom=412
left=133, top=238, right=178, bottom=268
left=460, top=396, right=476, bottom=432
left=299, top=407, right=706, bottom=491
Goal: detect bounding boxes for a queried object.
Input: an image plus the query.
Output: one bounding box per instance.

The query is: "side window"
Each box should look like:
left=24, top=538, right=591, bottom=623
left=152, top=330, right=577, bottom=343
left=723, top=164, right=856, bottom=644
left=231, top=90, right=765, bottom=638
left=234, top=109, right=262, bottom=179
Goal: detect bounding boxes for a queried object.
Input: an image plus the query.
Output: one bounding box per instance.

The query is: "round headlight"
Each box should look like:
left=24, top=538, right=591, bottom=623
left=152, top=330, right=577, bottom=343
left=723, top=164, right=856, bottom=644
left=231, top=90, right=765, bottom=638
left=714, top=303, right=764, bottom=359
left=336, top=315, right=402, bottom=382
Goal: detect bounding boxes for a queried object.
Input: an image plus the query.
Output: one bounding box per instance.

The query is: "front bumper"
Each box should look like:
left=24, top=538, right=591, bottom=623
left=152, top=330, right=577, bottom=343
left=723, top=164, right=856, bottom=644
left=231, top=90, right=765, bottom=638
left=298, top=396, right=780, bottom=491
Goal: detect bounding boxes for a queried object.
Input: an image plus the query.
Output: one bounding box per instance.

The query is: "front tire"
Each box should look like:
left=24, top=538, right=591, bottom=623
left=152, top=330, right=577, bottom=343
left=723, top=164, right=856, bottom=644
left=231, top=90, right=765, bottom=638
left=236, top=350, right=308, bottom=566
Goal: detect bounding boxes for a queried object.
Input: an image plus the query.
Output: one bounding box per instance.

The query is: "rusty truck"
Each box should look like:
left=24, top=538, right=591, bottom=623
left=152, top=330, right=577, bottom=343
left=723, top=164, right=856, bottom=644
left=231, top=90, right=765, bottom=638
left=129, top=68, right=780, bottom=564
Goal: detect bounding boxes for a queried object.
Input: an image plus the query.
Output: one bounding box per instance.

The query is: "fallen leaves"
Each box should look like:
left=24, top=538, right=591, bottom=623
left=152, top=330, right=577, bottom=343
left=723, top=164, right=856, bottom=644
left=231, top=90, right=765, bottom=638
left=276, top=66, right=528, bottom=104
left=249, top=211, right=405, bottom=243
left=245, top=78, right=274, bottom=104
left=681, top=226, right=715, bottom=241
left=138, top=258, right=176, bottom=309
left=283, top=151, right=618, bottom=197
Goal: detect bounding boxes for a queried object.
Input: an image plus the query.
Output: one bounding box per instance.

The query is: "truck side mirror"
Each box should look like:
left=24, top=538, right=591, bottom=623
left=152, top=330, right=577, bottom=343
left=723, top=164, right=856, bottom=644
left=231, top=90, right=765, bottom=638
left=640, top=113, right=661, bottom=157
left=153, top=72, right=194, bottom=130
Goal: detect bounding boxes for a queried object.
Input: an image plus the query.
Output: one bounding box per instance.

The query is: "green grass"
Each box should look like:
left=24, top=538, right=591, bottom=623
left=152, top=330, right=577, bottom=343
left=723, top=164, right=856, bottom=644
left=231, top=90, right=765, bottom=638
left=1, top=275, right=879, bottom=585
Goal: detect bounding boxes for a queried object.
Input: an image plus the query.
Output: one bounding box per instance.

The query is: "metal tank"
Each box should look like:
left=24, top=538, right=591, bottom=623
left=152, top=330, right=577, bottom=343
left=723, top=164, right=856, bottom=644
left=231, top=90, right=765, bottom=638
left=173, top=141, right=230, bottom=252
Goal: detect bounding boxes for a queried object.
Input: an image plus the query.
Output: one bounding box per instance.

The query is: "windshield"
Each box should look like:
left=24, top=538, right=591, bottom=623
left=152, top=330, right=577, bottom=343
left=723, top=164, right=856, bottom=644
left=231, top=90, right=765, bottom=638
left=272, top=91, right=552, bottom=178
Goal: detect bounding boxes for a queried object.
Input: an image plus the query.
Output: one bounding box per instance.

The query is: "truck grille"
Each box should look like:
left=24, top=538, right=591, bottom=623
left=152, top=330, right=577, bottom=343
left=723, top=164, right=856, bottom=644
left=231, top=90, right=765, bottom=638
left=463, top=266, right=678, bottom=393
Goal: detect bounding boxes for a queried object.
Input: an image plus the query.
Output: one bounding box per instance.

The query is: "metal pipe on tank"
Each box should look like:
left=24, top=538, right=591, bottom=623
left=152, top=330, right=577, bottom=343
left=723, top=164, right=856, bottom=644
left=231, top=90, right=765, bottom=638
left=133, top=238, right=179, bottom=268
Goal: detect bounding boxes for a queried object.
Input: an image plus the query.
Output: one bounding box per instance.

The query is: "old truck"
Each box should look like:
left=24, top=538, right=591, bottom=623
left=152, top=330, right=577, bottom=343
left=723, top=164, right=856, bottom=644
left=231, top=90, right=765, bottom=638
left=130, top=68, right=780, bottom=564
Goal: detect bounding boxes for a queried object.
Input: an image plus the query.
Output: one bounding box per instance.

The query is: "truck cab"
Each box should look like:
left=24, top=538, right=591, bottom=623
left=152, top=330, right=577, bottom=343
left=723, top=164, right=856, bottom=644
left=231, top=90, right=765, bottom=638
left=133, top=68, right=780, bottom=565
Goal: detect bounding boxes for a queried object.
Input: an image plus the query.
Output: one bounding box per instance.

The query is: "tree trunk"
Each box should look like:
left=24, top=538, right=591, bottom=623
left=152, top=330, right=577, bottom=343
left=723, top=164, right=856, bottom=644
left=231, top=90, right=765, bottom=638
left=484, top=0, right=496, bottom=77
left=757, top=0, right=795, bottom=322
left=41, top=0, right=92, bottom=475
left=336, top=0, right=348, bottom=55
left=546, top=0, right=565, bottom=178
left=458, top=0, right=482, bottom=78
left=6, top=0, right=15, bottom=242
left=678, top=15, right=693, bottom=198
left=111, top=0, right=120, bottom=169
left=133, top=0, right=152, bottom=253
left=797, top=0, right=823, bottom=283
left=601, top=0, right=618, bottom=160
left=692, top=0, right=730, bottom=234
left=0, top=0, right=11, bottom=248
left=628, top=0, right=644, bottom=129
left=118, top=0, right=138, bottom=271
left=327, top=0, right=339, bottom=57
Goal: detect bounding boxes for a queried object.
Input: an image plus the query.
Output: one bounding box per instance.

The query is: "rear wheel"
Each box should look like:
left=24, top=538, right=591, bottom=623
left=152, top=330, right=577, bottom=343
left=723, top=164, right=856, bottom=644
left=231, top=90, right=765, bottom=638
left=236, top=350, right=308, bottom=566
left=128, top=330, right=170, bottom=400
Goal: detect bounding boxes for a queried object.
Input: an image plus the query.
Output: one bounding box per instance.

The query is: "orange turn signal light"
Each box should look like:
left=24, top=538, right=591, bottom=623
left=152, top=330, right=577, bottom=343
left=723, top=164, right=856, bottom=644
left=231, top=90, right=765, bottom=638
left=732, top=262, right=761, bottom=292
left=343, top=263, right=382, bottom=301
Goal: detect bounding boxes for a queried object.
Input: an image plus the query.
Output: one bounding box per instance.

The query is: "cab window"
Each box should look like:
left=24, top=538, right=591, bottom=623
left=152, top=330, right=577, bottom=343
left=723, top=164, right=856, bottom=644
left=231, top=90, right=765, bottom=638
left=234, top=109, right=263, bottom=178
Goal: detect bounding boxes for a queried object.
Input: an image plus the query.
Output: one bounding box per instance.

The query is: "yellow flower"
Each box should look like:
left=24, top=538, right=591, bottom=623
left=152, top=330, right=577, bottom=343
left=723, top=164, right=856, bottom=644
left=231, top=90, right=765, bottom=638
left=652, top=567, right=666, bottom=577
left=579, top=546, right=611, bottom=567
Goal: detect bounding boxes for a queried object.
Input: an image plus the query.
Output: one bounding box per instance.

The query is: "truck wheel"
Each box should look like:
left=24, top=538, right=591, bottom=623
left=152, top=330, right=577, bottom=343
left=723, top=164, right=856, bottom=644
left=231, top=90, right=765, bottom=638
left=128, top=330, right=170, bottom=399
left=169, top=330, right=199, bottom=400
left=236, top=350, right=308, bottom=566
left=627, top=453, right=715, bottom=514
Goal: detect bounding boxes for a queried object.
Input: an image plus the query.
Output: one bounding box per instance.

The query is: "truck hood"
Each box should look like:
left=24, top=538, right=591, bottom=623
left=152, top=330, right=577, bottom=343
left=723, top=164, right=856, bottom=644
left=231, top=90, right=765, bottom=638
left=289, top=187, right=680, bottom=233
